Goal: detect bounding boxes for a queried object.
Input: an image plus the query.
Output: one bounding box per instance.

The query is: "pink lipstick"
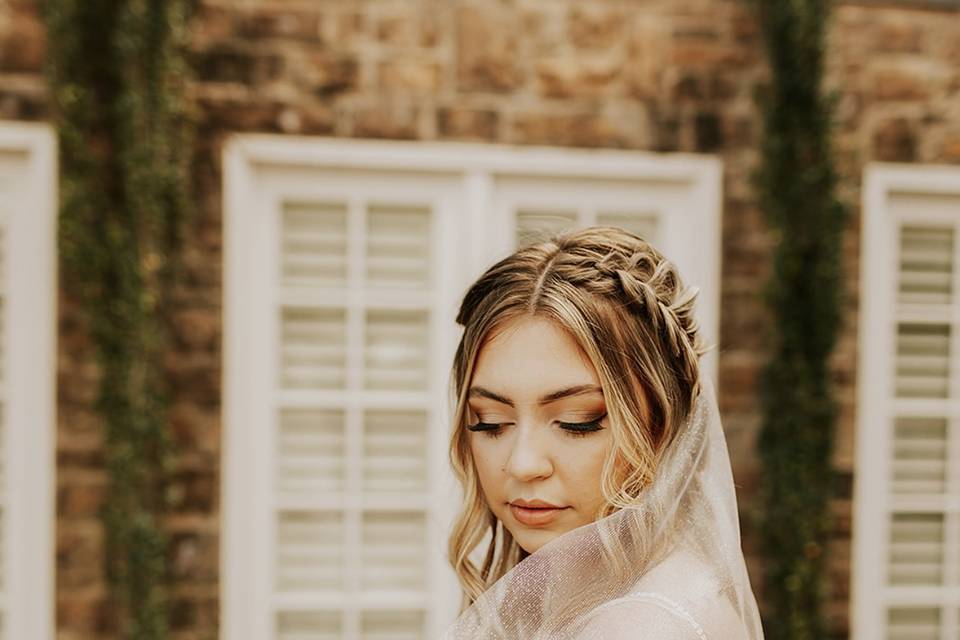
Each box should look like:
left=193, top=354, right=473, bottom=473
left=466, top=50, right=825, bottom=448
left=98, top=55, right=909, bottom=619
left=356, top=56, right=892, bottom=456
left=508, top=499, right=569, bottom=527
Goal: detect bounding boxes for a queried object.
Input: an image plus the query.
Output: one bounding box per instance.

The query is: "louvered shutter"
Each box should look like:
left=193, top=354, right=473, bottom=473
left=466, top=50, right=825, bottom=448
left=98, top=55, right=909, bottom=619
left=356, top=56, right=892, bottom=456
left=224, top=138, right=722, bottom=640
left=854, top=167, right=960, bottom=640
left=0, top=124, right=56, bottom=640
left=269, top=198, right=441, bottom=638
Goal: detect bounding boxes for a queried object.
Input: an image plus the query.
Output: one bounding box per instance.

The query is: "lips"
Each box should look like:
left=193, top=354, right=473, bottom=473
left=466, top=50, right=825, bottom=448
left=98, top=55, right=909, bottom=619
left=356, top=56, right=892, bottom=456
left=508, top=499, right=569, bottom=527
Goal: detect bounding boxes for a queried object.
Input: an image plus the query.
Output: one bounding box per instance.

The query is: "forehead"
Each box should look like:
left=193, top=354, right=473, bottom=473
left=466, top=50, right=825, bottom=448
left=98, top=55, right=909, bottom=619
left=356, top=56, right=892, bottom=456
left=471, top=315, right=600, bottom=395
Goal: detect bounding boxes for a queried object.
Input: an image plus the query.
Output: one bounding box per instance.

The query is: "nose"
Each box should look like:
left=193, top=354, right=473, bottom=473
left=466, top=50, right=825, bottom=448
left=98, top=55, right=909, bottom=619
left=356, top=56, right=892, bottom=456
left=503, top=423, right=553, bottom=481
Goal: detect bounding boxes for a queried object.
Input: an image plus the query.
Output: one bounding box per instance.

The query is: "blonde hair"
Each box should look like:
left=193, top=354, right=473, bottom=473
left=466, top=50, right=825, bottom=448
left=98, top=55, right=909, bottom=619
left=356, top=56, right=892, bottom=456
left=447, top=226, right=708, bottom=609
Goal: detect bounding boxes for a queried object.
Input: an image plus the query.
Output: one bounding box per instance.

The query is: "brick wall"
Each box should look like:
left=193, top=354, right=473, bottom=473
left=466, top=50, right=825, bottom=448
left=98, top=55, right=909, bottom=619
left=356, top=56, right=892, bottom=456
left=2, top=0, right=959, bottom=637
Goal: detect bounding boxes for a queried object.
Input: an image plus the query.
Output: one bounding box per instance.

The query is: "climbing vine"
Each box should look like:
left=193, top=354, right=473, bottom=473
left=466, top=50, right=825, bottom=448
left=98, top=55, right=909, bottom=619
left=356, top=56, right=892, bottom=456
left=750, top=0, right=847, bottom=638
left=45, top=0, right=195, bottom=636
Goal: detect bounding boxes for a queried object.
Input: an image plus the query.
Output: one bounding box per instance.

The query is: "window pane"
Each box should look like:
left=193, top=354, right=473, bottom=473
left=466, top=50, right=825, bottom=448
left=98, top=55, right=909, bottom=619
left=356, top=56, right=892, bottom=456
left=361, top=610, right=425, bottom=640
left=363, top=410, right=427, bottom=493
left=277, top=611, right=341, bottom=640
left=898, top=225, right=953, bottom=305
left=280, top=308, right=347, bottom=390
left=366, top=205, right=432, bottom=290
left=891, top=417, right=947, bottom=495
left=278, top=409, right=345, bottom=495
left=895, top=323, right=950, bottom=398
left=887, top=607, right=939, bottom=640
left=888, top=513, right=944, bottom=586
left=276, top=511, right=344, bottom=591
left=361, top=512, right=426, bottom=590
left=364, top=310, right=428, bottom=391
left=281, top=202, right=348, bottom=288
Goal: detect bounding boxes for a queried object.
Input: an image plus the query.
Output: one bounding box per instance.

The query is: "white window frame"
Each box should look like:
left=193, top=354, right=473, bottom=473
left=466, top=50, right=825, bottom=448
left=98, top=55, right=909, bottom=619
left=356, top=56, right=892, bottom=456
left=221, top=135, right=722, bottom=640
left=0, top=122, right=57, bottom=639
left=852, top=162, right=960, bottom=639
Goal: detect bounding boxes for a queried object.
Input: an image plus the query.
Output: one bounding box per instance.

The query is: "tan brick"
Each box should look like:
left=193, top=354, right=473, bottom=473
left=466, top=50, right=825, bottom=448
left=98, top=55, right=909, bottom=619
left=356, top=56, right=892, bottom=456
left=437, top=106, right=499, bottom=140
left=379, top=58, right=443, bottom=94
left=456, top=5, right=523, bottom=92
left=567, top=6, right=626, bottom=50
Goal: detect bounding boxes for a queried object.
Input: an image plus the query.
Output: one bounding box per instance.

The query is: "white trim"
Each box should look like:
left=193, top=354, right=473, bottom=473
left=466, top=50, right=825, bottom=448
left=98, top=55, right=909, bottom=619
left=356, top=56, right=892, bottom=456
left=0, top=121, right=57, bottom=639
left=852, top=162, right=960, bottom=640
left=222, top=135, right=723, bottom=639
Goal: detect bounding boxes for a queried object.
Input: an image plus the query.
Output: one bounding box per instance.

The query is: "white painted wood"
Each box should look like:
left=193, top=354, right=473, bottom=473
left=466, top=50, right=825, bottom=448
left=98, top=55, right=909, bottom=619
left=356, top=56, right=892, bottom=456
left=222, top=135, right=723, bottom=640
left=852, top=163, right=960, bottom=640
left=0, top=122, right=56, bottom=640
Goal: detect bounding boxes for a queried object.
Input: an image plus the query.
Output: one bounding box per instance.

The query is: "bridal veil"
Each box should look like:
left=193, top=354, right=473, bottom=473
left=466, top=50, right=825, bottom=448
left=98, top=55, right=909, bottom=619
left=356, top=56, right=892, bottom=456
left=444, top=377, right=764, bottom=639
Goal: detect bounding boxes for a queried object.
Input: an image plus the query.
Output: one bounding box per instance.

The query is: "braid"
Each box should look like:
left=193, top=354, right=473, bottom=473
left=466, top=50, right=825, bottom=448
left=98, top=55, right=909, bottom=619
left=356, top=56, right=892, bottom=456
left=587, top=246, right=705, bottom=361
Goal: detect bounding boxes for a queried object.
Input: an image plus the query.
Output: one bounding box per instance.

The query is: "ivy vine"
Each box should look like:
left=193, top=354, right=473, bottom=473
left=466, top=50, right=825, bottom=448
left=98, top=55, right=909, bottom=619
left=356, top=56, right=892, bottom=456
left=751, top=0, right=847, bottom=638
left=45, top=0, right=195, bottom=636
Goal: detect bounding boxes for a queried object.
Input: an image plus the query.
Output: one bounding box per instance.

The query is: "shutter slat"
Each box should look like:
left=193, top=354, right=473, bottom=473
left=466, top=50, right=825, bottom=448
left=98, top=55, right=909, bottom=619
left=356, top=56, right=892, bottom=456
left=281, top=202, right=348, bottom=288
left=887, top=607, right=940, bottom=640
left=276, top=511, right=343, bottom=591
left=364, top=311, right=429, bottom=391
left=895, top=324, right=951, bottom=398
left=888, top=513, right=944, bottom=586
left=281, top=308, right=347, bottom=390
left=362, top=513, right=426, bottom=590
left=278, top=410, right=344, bottom=494
left=899, top=225, right=954, bottom=305
left=363, top=410, right=427, bottom=492
left=361, top=610, right=424, bottom=640
left=278, top=611, right=341, bottom=640
left=892, top=416, right=947, bottom=495
left=366, top=206, right=431, bottom=290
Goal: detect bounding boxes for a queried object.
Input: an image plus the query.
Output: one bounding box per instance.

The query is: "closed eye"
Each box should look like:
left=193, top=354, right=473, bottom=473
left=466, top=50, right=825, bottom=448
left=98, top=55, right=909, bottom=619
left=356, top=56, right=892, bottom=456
left=466, top=414, right=607, bottom=438
left=558, top=414, right=606, bottom=437
left=467, top=421, right=507, bottom=437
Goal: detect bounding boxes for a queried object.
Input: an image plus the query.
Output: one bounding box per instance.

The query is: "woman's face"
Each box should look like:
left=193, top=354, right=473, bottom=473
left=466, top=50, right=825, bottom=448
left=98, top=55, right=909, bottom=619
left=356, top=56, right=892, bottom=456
left=467, top=315, right=612, bottom=554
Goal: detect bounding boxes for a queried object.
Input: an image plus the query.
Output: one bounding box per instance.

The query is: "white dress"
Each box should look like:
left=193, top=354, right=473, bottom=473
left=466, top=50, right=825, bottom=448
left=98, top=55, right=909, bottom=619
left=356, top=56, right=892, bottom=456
left=577, top=551, right=745, bottom=639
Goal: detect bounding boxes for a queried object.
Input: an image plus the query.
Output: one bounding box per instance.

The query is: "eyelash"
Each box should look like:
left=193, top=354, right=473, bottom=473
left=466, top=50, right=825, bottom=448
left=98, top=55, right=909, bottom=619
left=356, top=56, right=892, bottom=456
left=466, top=414, right=607, bottom=439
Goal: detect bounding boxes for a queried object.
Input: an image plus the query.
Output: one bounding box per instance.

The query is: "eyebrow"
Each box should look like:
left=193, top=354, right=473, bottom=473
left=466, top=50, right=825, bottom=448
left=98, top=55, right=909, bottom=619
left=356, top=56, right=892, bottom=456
left=468, top=384, right=603, bottom=407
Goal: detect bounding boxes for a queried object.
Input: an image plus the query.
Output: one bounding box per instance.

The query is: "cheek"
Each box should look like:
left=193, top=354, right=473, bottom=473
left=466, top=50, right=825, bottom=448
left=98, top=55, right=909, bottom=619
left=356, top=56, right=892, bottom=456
left=560, top=438, right=611, bottom=511
left=469, top=436, right=504, bottom=497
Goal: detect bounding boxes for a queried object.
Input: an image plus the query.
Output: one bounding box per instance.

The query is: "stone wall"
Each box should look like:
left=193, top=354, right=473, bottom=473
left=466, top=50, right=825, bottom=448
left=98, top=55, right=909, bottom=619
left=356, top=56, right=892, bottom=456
left=1, top=0, right=959, bottom=637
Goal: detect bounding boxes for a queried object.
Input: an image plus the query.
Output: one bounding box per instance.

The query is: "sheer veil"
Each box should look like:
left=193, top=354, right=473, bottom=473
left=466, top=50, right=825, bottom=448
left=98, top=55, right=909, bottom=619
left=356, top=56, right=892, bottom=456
left=444, top=377, right=764, bottom=639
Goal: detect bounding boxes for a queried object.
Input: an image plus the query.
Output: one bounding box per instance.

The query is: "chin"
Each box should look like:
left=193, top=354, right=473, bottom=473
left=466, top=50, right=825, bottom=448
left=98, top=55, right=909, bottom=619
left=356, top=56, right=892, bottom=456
left=510, top=527, right=560, bottom=554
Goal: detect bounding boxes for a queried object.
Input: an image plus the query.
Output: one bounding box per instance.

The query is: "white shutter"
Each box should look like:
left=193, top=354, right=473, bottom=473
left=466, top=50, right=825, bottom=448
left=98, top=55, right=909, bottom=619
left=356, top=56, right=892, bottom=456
left=223, top=137, right=721, bottom=640
left=0, top=124, right=55, bottom=640
left=271, top=199, right=435, bottom=637
left=854, top=165, right=960, bottom=640
left=0, top=123, right=56, bottom=640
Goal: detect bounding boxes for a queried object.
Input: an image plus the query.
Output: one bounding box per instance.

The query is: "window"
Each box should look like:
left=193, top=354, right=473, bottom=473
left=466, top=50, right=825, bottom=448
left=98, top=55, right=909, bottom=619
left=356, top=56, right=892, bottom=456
left=853, top=163, right=960, bottom=639
left=0, top=122, right=57, bottom=639
left=221, top=136, right=721, bottom=640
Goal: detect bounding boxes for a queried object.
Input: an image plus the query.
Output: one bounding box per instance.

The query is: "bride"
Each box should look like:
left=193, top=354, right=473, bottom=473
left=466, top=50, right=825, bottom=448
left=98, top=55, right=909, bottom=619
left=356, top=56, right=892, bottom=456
left=443, top=227, right=764, bottom=638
